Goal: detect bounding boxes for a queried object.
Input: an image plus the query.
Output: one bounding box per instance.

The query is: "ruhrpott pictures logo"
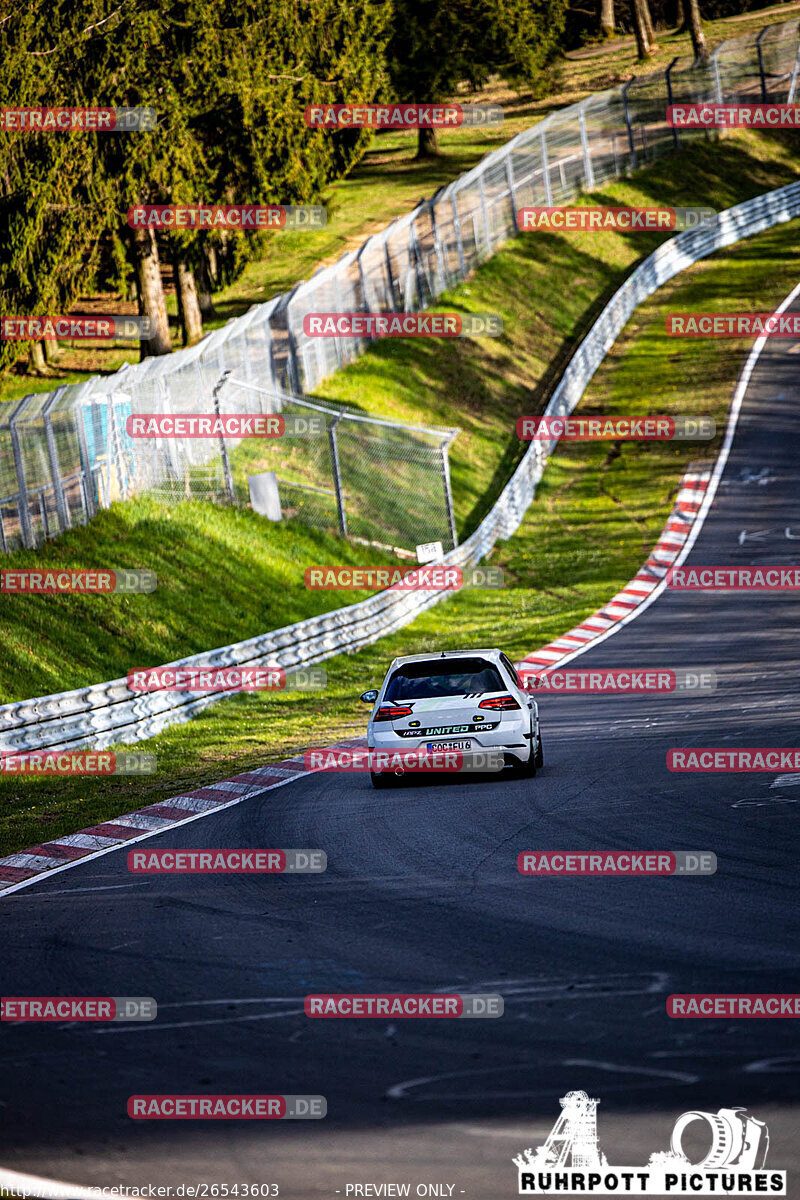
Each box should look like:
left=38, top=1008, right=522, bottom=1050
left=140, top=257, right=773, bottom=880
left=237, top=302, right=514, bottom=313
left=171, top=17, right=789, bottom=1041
left=513, top=1091, right=785, bottom=1195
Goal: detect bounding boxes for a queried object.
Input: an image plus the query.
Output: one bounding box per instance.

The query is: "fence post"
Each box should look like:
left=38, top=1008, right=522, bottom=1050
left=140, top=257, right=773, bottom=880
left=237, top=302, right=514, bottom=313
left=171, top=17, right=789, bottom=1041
left=539, top=128, right=553, bottom=206
left=665, top=57, right=680, bottom=148
left=328, top=413, right=348, bottom=537
left=43, top=392, right=70, bottom=533
left=213, top=370, right=236, bottom=506
left=429, top=194, right=448, bottom=295
left=788, top=38, right=800, bottom=102
left=478, top=171, right=492, bottom=255
left=450, top=190, right=467, bottom=279
left=382, top=230, right=397, bottom=308
left=108, top=396, right=129, bottom=501
left=578, top=102, right=596, bottom=190
left=410, top=213, right=428, bottom=307
left=8, top=397, right=34, bottom=549
left=711, top=47, right=724, bottom=102
left=505, top=151, right=519, bottom=234
left=756, top=27, right=769, bottom=100
left=440, top=430, right=459, bottom=550
left=621, top=78, right=638, bottom=170
left=74, top=400, right=97, bottom=520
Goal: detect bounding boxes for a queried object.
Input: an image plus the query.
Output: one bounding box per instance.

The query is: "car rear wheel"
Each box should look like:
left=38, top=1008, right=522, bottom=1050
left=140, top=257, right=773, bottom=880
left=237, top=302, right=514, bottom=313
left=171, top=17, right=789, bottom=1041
left=517, top=747, right=537, bottom=778
left=370, top=771, right=394, bottom=789
left=535, top=732, right=544, bottom=768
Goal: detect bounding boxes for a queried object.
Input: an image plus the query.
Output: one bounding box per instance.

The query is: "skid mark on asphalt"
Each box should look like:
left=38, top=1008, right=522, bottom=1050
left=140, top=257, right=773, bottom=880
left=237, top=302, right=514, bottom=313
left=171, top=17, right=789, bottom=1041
left=445, top=972, right=669, bottom=1000
left=563, top=1058, right=698, bottom=1084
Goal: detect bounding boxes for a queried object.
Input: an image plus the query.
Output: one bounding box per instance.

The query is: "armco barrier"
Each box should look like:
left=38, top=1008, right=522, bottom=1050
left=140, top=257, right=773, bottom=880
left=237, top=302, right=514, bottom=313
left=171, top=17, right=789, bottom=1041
left=2, top=181, right=800, bottom=755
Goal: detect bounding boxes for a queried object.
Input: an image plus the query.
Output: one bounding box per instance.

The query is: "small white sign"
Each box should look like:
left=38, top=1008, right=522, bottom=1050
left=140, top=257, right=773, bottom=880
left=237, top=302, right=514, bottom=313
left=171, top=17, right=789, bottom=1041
left=416, top=541, right=444, bottom=564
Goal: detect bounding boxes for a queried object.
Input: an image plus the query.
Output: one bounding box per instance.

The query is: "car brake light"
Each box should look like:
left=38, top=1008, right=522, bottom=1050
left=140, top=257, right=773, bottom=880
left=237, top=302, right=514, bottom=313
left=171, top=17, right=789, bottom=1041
left=373, top=705, right=413, bottom=721
left=478, top=695, right=520, bottom=711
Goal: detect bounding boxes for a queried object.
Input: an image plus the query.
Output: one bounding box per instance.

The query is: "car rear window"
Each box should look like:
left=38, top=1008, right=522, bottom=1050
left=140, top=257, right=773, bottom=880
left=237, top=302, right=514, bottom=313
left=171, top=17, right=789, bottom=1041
left=384, top=657, right=505, bottom=701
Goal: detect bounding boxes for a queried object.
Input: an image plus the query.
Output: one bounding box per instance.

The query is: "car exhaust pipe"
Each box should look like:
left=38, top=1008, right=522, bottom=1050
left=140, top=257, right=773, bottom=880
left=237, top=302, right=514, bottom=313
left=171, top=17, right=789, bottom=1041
left=394, top=767, right=405, bottom=776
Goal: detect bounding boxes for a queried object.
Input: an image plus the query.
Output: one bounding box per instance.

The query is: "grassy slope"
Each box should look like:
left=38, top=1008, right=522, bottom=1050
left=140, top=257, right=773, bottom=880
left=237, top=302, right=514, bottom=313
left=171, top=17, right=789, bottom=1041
left=1, top=128, right=799, bottom=853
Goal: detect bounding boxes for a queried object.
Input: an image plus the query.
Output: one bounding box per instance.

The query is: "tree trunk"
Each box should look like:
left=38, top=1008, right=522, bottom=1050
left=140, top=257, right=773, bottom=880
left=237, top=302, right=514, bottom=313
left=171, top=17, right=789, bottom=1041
left=686, top=0, right=707, bottom=62
left=174, top=254, right=204, bottom=346
left=128, top=224, right=171, bottom=358
left=632, top=0, right=653, bottom=58
left=674, top=0, right=685, bottom=29
left=601, top=0, right=615, bottom=38
left=28, top=341, right=49, bottom=374
left=43, top=335, right=59, bottom=364
left=196, top=235, right=217, bottom=318
left=642, top=0, right=657, bottom=47
left=416, top=127, right=440, bottom=159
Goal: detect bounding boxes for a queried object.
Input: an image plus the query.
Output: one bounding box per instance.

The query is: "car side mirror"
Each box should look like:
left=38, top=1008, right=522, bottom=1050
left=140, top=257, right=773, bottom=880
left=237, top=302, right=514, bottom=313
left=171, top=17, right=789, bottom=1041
left=360, top=689, right=379, bottom=703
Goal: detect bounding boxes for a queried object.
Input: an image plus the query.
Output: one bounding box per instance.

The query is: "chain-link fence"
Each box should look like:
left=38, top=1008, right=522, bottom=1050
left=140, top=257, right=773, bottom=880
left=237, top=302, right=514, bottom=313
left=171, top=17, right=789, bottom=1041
left=2, top=14, right=799, bottom=557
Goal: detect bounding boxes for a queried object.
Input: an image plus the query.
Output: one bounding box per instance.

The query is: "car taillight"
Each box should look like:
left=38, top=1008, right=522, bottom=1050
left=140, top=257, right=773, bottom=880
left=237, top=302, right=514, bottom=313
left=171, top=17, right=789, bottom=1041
left=478, top=695, right=520, bottom=711
left=373, top=705, right=413, bottom=721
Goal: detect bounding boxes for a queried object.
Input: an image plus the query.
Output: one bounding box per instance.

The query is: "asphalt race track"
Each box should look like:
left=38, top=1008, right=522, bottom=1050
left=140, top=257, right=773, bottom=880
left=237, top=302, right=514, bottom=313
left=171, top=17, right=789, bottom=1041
left=1, top=318, right=799, bottom=1197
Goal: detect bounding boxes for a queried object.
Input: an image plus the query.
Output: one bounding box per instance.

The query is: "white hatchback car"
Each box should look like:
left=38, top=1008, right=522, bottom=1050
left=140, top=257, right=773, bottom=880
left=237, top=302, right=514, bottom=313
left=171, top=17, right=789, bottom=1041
left=361, top=648, right=542, bottom=788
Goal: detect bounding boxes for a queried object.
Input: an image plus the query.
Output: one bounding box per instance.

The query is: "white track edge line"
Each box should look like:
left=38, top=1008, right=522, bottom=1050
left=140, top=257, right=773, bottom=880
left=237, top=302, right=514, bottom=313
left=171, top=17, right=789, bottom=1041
left=547, top=279, right=800, bottom=671
left=0, top=766, right=324, bottom=899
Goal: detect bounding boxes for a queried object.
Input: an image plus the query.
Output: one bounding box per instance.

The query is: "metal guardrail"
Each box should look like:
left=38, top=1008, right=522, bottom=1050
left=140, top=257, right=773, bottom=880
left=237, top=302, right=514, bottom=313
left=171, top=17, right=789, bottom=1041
left=2, top=180, right=799, bottom=754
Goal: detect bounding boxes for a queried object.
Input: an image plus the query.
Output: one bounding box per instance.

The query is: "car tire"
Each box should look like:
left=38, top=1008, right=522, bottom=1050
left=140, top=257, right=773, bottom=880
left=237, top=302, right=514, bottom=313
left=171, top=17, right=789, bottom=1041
left=518, top=747, right=537, bottom=778
left=370, top=771, right=394, bottom=789
left=535, top=731, right=544, bottom=768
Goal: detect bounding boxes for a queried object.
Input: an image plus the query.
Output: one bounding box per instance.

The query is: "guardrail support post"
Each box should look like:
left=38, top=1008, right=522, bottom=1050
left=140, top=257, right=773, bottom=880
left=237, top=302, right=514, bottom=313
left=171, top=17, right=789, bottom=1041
left=328, top=414, right=348, bottom=537
left=440, top=431, right=458, bottom=550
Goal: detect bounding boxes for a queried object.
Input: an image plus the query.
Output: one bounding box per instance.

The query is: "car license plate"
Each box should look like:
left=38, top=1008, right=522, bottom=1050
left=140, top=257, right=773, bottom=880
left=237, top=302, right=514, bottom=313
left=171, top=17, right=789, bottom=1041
left=427, top=739, right=473, bottom=752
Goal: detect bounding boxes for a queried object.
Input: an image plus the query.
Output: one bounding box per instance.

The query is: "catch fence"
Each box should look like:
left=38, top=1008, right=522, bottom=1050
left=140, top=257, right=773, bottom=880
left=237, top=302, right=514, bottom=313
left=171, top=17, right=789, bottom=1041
left=1, top=14, right=799, bottom=555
